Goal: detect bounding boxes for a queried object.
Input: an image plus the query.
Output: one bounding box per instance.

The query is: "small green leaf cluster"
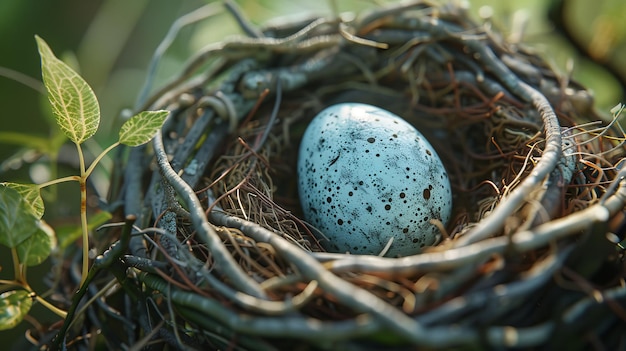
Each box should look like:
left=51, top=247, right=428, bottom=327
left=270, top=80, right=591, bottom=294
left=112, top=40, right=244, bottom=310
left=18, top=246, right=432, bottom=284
left=0, top=36, right=168, bottom=331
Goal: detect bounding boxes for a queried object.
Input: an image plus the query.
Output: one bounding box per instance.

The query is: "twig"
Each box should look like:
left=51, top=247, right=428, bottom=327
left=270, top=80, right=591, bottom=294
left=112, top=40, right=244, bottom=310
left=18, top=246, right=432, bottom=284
left=152, top=116, right=267, bottom=299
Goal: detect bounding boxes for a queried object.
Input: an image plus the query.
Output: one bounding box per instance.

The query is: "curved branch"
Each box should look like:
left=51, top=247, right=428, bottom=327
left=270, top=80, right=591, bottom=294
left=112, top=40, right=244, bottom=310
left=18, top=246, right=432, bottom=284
left=152, top=118, right=267, bottom=299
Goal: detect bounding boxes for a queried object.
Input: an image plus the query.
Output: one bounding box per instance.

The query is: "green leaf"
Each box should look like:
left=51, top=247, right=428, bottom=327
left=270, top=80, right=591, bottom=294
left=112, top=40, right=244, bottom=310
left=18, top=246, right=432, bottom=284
left=0, top=186, right=39, bottom=248
left=1, top=183, right=44, bottom=219
left=0, top=290, right=32, bottom=331
left=17, top=220, right=56, bottom=266
left=57, top=211, right=112, bottom=249
left=119, top=110, right=169, bottom=146
left=35, top=35, right=100, bottom=144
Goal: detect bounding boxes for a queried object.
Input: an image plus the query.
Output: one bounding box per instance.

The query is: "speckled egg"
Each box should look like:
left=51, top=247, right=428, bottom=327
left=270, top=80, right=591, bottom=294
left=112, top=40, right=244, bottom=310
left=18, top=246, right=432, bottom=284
left=297, top=103, right=452, bottom=256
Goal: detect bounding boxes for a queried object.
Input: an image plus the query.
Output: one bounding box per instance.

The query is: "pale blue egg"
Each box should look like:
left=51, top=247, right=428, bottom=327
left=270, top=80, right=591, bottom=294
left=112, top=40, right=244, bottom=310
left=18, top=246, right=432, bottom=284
left=297, top=103, right=452, bottom=256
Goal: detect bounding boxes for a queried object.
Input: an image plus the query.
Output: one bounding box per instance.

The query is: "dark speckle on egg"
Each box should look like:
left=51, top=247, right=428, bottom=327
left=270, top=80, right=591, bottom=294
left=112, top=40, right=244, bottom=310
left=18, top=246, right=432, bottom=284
left=297, top=103, right=452, bottom=257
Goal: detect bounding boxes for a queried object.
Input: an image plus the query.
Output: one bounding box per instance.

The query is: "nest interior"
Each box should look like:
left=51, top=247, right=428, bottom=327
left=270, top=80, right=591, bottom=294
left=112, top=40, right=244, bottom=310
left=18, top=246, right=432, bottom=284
left=69, top=1, right=626, bottom=350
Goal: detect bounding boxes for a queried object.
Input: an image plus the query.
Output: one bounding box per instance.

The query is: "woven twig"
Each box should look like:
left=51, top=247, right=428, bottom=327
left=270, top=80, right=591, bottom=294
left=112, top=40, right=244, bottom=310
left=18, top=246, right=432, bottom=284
left=56, top=1, right=626, bottom=350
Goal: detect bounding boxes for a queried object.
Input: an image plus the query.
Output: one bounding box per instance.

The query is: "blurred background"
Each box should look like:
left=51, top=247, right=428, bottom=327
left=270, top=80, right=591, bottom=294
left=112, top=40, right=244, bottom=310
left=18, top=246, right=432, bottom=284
left=1, top=0, right=625, bottom=347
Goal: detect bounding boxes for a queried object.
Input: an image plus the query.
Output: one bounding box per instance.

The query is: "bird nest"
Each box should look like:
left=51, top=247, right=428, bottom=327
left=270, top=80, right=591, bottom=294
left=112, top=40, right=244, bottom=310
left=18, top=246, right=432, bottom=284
left=98, top=1, right=626, bottom=350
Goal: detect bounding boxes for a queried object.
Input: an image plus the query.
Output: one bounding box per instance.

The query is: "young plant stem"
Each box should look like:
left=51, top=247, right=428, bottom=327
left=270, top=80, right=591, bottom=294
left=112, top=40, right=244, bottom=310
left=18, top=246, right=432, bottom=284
left=0, top=279, right=21, bottom=287
left=75, top=143, right=89, bottom=286
left=5, top=250, right=67, bottom=318
left=35, top=295, right=67, bottom=318
left=22, top=280, right=67, bottom=318
left=85, top=141, right=119, bottom=178
left=36, top=140, right=120, bottom=287
left=20, top=258, right=27, bottom=283
left=10, top=247, right=21, bottom=283
left=36, top=175, right=81, bottom=189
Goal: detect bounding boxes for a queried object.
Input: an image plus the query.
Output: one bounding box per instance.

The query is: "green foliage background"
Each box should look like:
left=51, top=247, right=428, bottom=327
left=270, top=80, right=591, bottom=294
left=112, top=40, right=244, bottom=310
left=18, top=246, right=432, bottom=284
left=0, top=0, right=625, bottom=348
